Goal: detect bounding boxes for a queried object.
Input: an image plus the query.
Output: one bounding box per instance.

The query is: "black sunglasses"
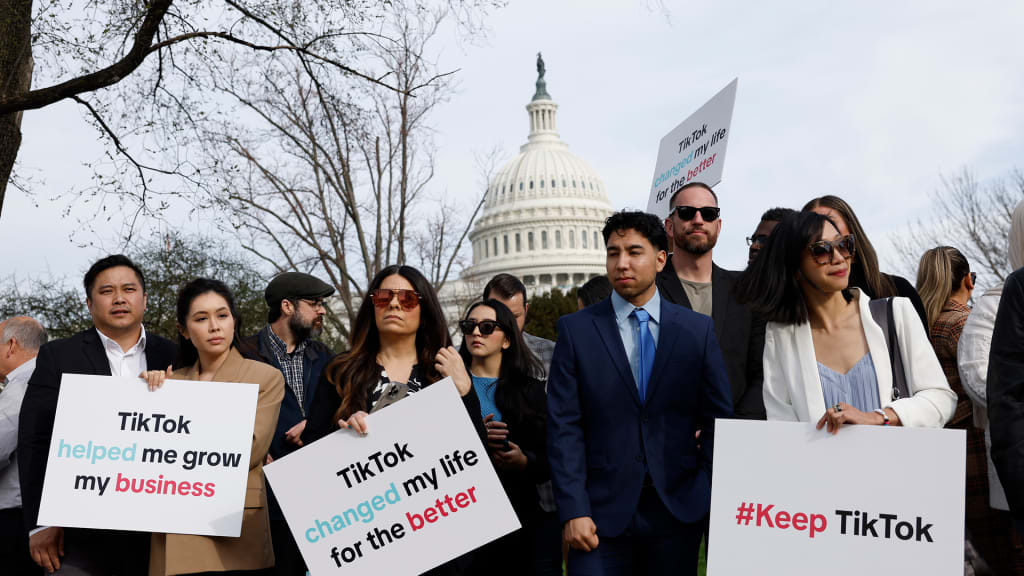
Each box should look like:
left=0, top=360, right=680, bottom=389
left=459, top=319, right=504, bottom=336
left=807, top=235, right=856, bottom=265
left=746, top=234, right=769, bottom=247
left=673, top=205, right=721, bottom=222
left=970, top=272, right=977, bottom=284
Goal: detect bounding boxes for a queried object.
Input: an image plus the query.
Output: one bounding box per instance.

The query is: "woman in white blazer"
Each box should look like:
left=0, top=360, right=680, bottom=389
left=736, top=211, right=955, bottom=431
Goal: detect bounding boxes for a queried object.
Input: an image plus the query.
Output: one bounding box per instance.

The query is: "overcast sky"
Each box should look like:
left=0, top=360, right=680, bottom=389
left=7, top=0, right=1024, bottom=284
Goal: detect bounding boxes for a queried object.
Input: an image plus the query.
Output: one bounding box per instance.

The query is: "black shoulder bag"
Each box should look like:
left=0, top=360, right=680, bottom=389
left=868, top=297, right=911, bottom=401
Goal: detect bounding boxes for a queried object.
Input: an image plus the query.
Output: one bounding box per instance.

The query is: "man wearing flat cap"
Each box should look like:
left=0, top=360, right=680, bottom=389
left=243, top=271, right=335, bottom=575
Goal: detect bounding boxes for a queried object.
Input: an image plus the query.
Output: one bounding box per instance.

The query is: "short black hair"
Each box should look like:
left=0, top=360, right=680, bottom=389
left=482, top=273, right=527, bottom=304
left=577, top=275, right=612, bottom=308
left=735, top=211, right=851, bottom=325
left=267, top=299, right=296, bottom=324
left=760, top=207, right=796, bottom=223
left=602, top=211, right=668, bottom=252
left=669, top=181, right=718, bottom=208
left=83, top=255, right=146, bottom=298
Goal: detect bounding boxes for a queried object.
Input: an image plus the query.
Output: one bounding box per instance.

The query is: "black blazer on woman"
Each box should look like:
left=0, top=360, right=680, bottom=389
left=489, top=375, right=549, bottom=523
left=302, top=364, right=487, bottom=446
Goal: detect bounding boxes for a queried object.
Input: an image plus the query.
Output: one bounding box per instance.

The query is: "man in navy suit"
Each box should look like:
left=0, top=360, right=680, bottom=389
left=547, top=211, right=733, bottom=575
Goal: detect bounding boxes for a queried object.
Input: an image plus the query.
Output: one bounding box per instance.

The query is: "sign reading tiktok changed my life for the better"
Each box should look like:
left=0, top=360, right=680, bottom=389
left=264, top=379, right=520, bottom=575
left=38, top=374, right=258, bottom=536
left=646, top=78, right=737, bottom=218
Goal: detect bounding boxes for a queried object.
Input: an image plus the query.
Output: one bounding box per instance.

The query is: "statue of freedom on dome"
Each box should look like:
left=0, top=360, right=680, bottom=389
left=537, top=52, right=545, bottom=80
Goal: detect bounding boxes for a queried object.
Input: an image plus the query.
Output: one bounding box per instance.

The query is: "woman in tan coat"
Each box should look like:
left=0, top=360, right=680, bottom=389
left=142, top=278, right=284, bottom=575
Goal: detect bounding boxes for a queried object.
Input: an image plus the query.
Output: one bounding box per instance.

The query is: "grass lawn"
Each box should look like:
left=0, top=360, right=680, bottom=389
left=699, top=538, right=707, bottom=575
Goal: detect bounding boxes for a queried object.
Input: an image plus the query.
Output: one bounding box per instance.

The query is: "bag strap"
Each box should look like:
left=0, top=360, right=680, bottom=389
left=868, top=297, right=910, bottom=401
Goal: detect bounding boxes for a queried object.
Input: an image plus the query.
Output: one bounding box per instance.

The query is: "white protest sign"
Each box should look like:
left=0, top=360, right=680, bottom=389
left=264, top=378, right=520, bottom=575
left=708, top=420, right=965, bottom=576
left=647, top=78, right=737, bottom=218
left=38, top=374, right=258, bottom=536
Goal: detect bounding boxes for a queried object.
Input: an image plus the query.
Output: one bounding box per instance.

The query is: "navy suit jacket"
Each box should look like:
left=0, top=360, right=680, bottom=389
left=547, top=296, right=733, bottom=537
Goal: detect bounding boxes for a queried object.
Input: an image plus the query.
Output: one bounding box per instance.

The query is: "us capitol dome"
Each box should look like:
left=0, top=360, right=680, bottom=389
left=461, top=54, right=613, bottom=295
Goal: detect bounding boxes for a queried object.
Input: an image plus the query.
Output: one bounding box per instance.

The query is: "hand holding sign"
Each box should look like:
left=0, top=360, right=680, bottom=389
left=265, top=379, right=519, bottom=575
left=38, top=374, right=258, bottom=536
left=140, top=365, right=173, bottom=391
left=708, top=420, right=965, bottom=576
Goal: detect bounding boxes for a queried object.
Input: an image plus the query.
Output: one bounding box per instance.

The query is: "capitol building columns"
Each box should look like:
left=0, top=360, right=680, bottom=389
left=457, top=53, right=612, bottom=304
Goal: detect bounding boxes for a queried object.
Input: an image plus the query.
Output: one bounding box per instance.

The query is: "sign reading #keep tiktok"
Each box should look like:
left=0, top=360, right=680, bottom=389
left=708, top=420, right=965, bottom=575
left=264, top=379, right=519, bottom=575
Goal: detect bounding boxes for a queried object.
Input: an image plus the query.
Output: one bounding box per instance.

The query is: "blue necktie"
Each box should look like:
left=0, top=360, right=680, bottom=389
left=632, top=308, right=655, bottom=403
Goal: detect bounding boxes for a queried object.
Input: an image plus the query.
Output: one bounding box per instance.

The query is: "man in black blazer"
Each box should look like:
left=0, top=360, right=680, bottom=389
left=657, top=182, right=766, bottom=420
left=18, top=255, right=177, bottom=575
left=548, top=211, right=733, bottom=576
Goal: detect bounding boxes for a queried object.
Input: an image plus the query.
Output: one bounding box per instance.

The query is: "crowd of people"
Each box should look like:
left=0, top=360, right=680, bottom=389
left=0, top=182, right=1022, bottom=575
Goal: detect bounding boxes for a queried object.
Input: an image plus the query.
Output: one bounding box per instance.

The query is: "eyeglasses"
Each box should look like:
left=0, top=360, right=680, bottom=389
left=746, top=234, right=769, bottom=247
left=673, top=205, right=721, bottom=222
left=807, top=235, right=856, bottom=265
left=369, top=288, right=421, bottom=310
left=298, top=298, right=326, bottom=310
left=458, top=319, right=504, bottom=336
left=970, top=272, right=977, bottom=284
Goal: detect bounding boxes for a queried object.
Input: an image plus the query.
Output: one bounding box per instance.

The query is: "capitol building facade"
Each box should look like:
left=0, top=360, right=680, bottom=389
left=459, top=56, right=612, bottom=298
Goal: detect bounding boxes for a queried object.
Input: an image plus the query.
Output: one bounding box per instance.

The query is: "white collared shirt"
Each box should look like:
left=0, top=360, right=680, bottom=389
left=0, top=357, right=36, bottom=510
left=95, top=326, right=149, bottom=377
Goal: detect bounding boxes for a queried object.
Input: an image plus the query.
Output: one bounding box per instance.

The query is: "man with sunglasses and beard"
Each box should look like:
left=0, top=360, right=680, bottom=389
left=657, top=182, right=766, bottom=420
left=242, top=271, right=336, bottom=576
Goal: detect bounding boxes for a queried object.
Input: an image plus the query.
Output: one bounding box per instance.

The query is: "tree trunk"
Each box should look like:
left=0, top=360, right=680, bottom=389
left=0, top=0, right=34, bottom=219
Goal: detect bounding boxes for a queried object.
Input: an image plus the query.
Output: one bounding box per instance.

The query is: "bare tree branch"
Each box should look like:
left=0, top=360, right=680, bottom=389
left=890, top=168, right=1024, bottom=289
left=0, top=0, right=174, bottom=114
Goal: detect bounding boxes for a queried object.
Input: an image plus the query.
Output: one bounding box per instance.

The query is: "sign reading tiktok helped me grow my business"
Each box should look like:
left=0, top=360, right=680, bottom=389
left=647, top=78, right=737, bottom=218
left=264, top=379, right=520, bottom=575
left=708, top=420, right=965, bottom=576
left=38, top=374, right=259, bottom=536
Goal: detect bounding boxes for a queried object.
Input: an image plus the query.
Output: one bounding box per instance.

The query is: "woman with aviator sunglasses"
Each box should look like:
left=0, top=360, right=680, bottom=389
left=303, top=264, right=485, bottom=445
left=457, top=299, right=553, bottom=575
left=736, top=211, right=955, bottom=432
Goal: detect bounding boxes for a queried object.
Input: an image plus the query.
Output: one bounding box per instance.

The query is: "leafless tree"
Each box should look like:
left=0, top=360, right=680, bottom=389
left=0, top=1, right=414, bottom=221
left=891, top=168, right=1024, bottom=287
left=196, top=3, right=485, bottom=343
left=0, top=0, right=502, bottom=227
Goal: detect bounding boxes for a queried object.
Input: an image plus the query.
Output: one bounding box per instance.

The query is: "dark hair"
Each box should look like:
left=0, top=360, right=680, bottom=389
left=735, top=211, right=852, bottom=325
left=577, top=275, right=612, bottom=308
left=482, top=273, right=527, bottom=304
left=83, top=255, right=146, bottom=298
left=174, top=278, right=244, bottom=369
left=802, top=196, right=896, bottom=298
left=602, top=210, right=668, bottom=252
left=668, top=181, right=718, bottom=208
left=760, top=207, right=797, bottom=223
left=458, top=299, right=543, bottom=421
left=327, top=265, right=449, bottom=422
left=267, top=299, right=295, bottom=324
